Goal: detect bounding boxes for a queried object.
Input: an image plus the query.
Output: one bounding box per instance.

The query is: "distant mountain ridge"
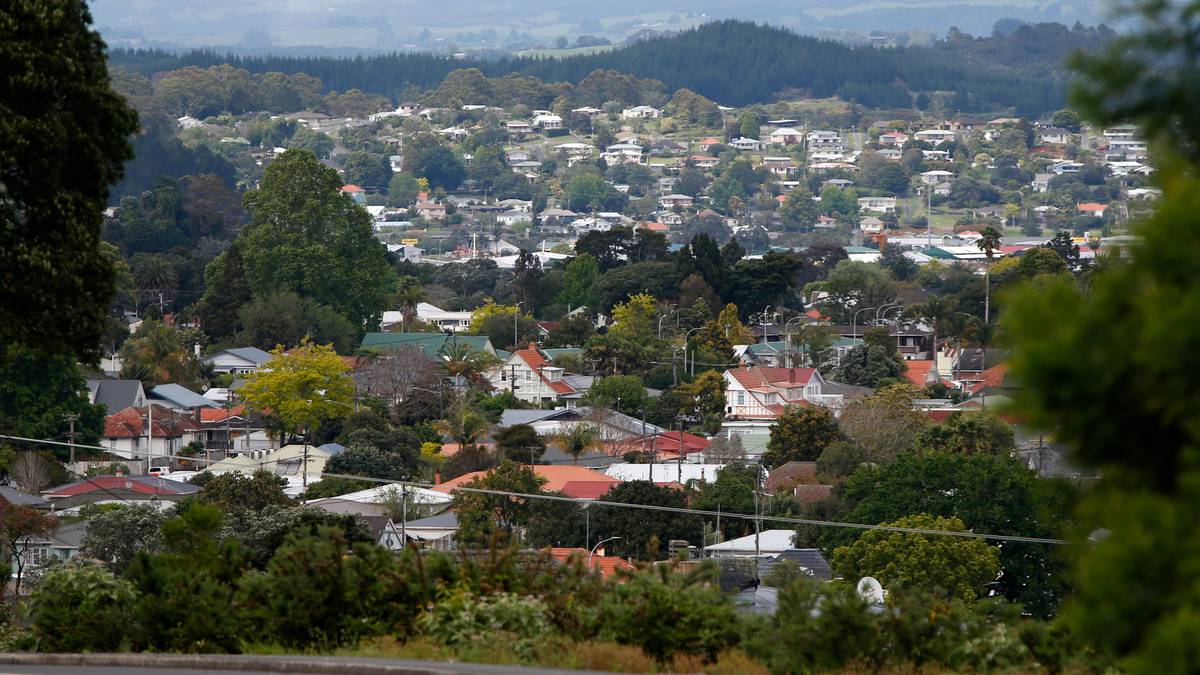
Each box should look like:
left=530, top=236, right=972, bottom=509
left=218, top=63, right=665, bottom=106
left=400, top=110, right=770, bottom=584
left=109, top=20, right=1110, bottom=113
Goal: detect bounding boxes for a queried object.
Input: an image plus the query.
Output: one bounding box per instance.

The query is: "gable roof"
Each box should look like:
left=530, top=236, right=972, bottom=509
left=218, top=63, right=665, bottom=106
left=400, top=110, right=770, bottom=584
left=150, top=383, right=218, bottom=409
left=0, top=486, right=50, bottom=509
left=103, top=405, right=199, bottom=439
left=360, top=332, right=494, bottom=359
left=88, top=379, right=144, bottom=413
left=968, top=363, right=1010, bottom=395
left=544, top=547, right=635, bottom=578
left=44, top=475, right=200, bottom=498
left=727, top=367, right=818, bottom=390
left=903, top=360, right=936, bottom=387
left=510, top=345, right=577, bottom=396
left=434, top=465, right=619, bottom=495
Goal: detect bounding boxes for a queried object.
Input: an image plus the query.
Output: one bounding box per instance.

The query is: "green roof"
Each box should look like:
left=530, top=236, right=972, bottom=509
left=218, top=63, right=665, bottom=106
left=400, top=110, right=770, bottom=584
left=359, top=332, right=495, bottom=359
left=542, top=347, right=583, bottom=360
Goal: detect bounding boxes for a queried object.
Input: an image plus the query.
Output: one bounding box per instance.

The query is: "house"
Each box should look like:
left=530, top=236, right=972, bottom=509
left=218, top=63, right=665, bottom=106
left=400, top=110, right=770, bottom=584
left=689, top=155, right=719, bottom=169
left=532, top=113, right=563, bottom=130
left=340, top=184, right=367, bottom=204
left=722, top=367, right=843, bottom=422
left=259, top=444, right=335, bottom=495
left=496, top=210, right=530, bottom=227
left=498, top=407, right=665, bottom=444
left=729, top=137, right=764, bottom=151
left=621, top=105, right=661, bottom=119
left=878, top=131, right=909, bottom=147
left=87, top=379, right=147, bottom=413
left=488, top=344, right=579, bottom=405
left=435, top=465, right=621, bottom=499
left=13, top=521, right=87, bottom=577
left=43, top=475, right=200, bottom=513
left=914, top=129, right=957, bottom=144
left=414, top=200, right=447, bottom=220
left=402, top=510, right=459, bottom=550
left=506, top=121, right=534, bottom=135
left=1076, top=202, right=1108, bottom=218
left=932, top=181, right=952, bottom=197
left=600, top=142, right=644, bottom=165
left=857, top=196, right=897, bottom=214
left=604, top=463, right=733, bottom=485
left=704, top=529, right=806, bottom=558
left=1038, top=126, right=1072, bottom=145
left=768, top=128, right=803, bottom=145
left=922, top=150, right=952, bottom=162
left=1032, top=173, right=1054, bottom=192
left=544, top=547, right=636, bottom=579
left=571, top=106, right=603, bottom=117
left=380, top=302, right=472, bottom=332
left=1050, top=160, right=1084, bottom=175
left=202, top=347, right=273, bottom=375
left=437, top=127, right=470, bottom=142
left=920, top=169, right=955, bottom=185
left=659, top=193, right=695, bottom=209
left=359, top=332, right=497, bottom=361
left=806, top=130, right=843, bottom=150
left=101, top=404, right=203, bottom=462
left=149, top=383, right=218, bottom=412
left=762, top=156, right=799, bottom=178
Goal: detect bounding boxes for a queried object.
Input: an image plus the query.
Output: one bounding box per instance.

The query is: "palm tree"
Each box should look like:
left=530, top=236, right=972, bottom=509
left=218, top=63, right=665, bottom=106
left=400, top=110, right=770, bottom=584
left=441, top=342, right=501, bottom=388
left=911, top=295, right=958, bottom=358
left=436, top=399, right=490, bottom=449
left=976, top=226, right=1003, bottom=322
left=393, top=276, right=424, bottom=332
left=131, top=254, right=179, bottom=315
left=553, top=424, right=601, bottom=464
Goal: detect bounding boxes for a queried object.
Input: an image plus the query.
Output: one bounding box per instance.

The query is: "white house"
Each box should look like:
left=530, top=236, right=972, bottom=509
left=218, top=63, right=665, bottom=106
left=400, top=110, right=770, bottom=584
left=914, top=129, right=957, bottom=144
left=532, top=114, right=564, bottom=130
left=621, top=105, right=661, bottom=119
left=768, top=128, right=803, bottom=145
left=416, top=302, right=473, bottom=332
left=729, top=137, right=765, bottom=151
left=488, top=344, right=579, bottom=405
left=806, top=130, right=843, bottom=149
left=659, top=193, right=695, bottom=209
left=722, top=367, right=844, bottom=421
left=601, top=142, right=644, bottom=165
left=203, top=347, right=273, bottom=375
left=857, top=196, right=897, bottom=214
left=920, top=170, right=955, bottom=185
left=878, top=131, right=909, bottom=147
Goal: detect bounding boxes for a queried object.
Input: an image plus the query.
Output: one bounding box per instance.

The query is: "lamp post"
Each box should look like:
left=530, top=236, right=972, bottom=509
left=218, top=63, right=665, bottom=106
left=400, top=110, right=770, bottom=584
left=783, top=316, right=806, bottom=367
left=683, top=326, right=704, bottom=377
left=850, top=306, right=877, bottom=340
left=514, top=301, right=524, bottom=349
left=590, top=536, right=622, bottom=563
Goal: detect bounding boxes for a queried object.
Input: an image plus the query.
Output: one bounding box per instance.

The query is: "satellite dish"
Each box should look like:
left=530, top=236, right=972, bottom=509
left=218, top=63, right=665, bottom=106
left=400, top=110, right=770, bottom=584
left=856, top=576, right=886, bottom=604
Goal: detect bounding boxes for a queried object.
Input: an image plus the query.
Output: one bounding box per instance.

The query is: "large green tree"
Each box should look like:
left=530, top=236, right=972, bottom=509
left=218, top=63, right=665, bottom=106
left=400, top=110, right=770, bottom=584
left=236, top=150, right=396, bottom=329
left=1, top=0, right=138, bottom=362
left=762, top=406, right=846, bottom=468
left=0, top=347, right=104, bottom=456
left=591, top=481, right=702, bottom=560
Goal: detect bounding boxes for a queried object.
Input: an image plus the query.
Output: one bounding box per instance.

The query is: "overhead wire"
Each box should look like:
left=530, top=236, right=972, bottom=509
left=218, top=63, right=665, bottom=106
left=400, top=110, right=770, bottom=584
left=0, top=433, right=1068, bottom=546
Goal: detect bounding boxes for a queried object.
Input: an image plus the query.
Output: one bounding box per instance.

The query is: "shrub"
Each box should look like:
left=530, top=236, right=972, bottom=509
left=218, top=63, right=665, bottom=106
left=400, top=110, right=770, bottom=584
left=418, top=589, right=551, bottom=658
left=30, top=561, right=137, bottom=652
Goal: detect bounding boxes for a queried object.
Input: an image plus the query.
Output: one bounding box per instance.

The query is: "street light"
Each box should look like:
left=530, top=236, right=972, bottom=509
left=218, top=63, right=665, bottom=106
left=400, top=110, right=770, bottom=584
left=782, top=316, right=806, bottom=368
left=513, top=301, right=524, bottom=349
left=682, top=326, right=704, bottom=377
left=850, top=306, right=877, bottom=340
left=590, top=536, right=622, bottom=563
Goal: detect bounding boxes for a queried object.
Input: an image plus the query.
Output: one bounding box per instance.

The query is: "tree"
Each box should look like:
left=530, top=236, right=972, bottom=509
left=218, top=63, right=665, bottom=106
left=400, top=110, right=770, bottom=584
left=0, top=347, right=104, bottom=458
left=80, top=504, right=166, bottom=574
left=119, top=321, right=204, bottom=390
left=838, top=384, right=929, bottom=463
left=392, top=276, right=424, bottom=333
left=1, top=0, right=139, bottom=362
left=557, top=253, right=600, bottom=310
left=355, top=348, right=436, bottom=409
left=738, top=111, right=761, bottom=139
left=437, top=398, right=491, bottom=449
left=545, top=314, right=595, bottom=348
left=582, top=375, right=648, bottom=417
left=833, top=344, right=904, bottom=388
left=195, top=244, right=252, bottom=343
left=566, top=173, right=610, bottom=212
left=879, top=244, right=917, bottom=282
left=779, top=186, right=818, bottom=231
left=762, top=406, right=846, bottom=468
left=832, top=514, right=1000, bottom=601
left=807, top=260, right=898, bottom=322
left=909, top=295, right=957, bottom=356
left=387, top=172, right=421, bottom=207
left=592, top=481, right=701, bottom=560
left=30, top=562, right=138, bottom=653
left=192, top=469, right=292, bottom=511
left=494, top=424, right=547, bottom=465
left=609, top=293, right=659, bottom=342
left=234, top=291, right=357, bottom=353
left=693, top=464, right=760, bottom=540
left=0, top=502, right=58, bottom=597
left=326, top=443, right=417, bottom=480
left=452, top=460, right=546, bottom=547
left=918, top=411, right=1014, bottom=455
left=552, top=424, right=601, bottom=464
left=406, top=145, right=465, bottom=191
left=341, top=151, right=391, bottom=190
left=237, top=149, right=397, bottom=329
left=833, top=450, right=1067, bottom=615
left=238, top=339, right=354, bottom=443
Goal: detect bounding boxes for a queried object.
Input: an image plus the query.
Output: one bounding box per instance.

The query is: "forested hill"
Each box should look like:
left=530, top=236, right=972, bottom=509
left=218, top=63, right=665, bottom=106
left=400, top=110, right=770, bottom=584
left=109, top=20, right=1101, bottom=113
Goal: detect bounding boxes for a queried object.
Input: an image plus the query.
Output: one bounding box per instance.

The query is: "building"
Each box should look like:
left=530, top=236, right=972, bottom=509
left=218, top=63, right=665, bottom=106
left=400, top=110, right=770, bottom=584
left=722, top=367, right=843, bottom=422
left=43, top=476, right=200, bottom=514
left=768, top=128, right=803, bottom=145
left=914, top=129, right=957, bottom=144
left=857, top=196, right=897, bottom=214
left=202, top=347, right=273, bottom=375
left=806, top=130, right=843, bottom=150
left=621, top=105, right=661, bottom=119
left=488, top=344, right=579, bottom=406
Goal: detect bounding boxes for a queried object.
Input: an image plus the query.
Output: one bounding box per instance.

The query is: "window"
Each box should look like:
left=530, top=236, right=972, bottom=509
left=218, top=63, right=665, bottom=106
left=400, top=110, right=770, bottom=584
left=736, top=392, right=745, bottom=405
left=525, top=371, right=533, bottom=382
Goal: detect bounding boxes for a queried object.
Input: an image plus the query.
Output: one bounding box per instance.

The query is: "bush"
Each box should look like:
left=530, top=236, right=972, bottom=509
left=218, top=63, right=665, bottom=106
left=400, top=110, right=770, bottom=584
left=30, top=561, right=137, bottom=652
left=598, top=562, right=740, bottom=663
left=418, top=589, right=551, bottom=657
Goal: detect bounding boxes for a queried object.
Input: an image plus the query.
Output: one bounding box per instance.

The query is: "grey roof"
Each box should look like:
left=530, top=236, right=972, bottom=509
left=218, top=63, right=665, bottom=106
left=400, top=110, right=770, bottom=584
left=0, top=486, right=49, bottom=508
left=406, top=510, right=458, bottom=528
left=498, top=409, right=562, bottom=427
left=318, top=443, right=347, bottom=456
left=51, top=521, right=88, bottom=549
left=763, top=549, right=832, bottom=581
left=821, top=381, right=874, bottom=398
left=150, top=383, right=218, bottom=409
left=539, top=445, right=621, bottom=469
left=88, top=379, right=144, bottom=413
left=206, top=347, right=272, bottom=365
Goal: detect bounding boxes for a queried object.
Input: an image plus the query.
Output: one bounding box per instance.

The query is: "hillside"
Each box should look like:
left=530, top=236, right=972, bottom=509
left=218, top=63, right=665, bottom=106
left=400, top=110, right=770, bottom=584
left=109, top=20, right=1102, bottom=113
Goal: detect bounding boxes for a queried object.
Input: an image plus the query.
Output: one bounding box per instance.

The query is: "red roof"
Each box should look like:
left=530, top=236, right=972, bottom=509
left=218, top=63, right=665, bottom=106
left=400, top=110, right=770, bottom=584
left=544, top=547, right=635, bottom=579
left=904, top=360, right=935, bottom=387
left=559, top=481, right=620, bottom=500
left=1077, top=202, right=1107, bottom=212
left=340, top=184, right=364, bottom=193
left=513, top=345, right=578, bottom=396
left=727, top=367, right=817, bottom=390
left=103, top=406, right=198, bottom=439
left=969, top=363, right=1009, bottom=395
left=643, top=222, right=669, bottom=232
left=45, top=475, right=198, bottom=498
left=652, top=431, right=710, bottom=454
left=200, top=405, right=245, bottom=423
left=434, top=465, right=618, bottom=494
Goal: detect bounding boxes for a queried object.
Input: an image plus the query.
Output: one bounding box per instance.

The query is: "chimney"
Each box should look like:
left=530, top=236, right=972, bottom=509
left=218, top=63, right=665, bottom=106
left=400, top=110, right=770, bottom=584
left=790, top=368, right=796, bottom=384
left=434, top=471, right=441, bottom=485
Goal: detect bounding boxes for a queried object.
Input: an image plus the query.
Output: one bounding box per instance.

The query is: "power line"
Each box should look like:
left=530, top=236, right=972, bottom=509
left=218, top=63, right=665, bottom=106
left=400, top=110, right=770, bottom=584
left=0, top=433, right=1067, bottom=545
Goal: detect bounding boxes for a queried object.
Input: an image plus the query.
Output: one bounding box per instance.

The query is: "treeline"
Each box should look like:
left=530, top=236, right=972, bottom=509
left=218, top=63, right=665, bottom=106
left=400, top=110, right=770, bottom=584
left=108, top=20, right=1092, bottom=113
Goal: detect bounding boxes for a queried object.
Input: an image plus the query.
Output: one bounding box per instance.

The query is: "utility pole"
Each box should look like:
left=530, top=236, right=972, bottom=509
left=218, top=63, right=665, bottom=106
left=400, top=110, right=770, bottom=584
left=63, top=413, right=80, bottom=467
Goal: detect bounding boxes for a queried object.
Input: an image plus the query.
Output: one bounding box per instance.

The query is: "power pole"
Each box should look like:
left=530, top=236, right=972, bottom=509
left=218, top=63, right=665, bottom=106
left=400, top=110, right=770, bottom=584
left=63, top=413, right=80, bottom=467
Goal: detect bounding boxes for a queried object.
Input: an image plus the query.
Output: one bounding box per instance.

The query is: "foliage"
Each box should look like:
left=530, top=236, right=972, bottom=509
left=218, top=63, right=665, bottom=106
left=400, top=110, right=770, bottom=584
left=221, top=504, right=372, bottom=570
left=80, top=504, right=167, bottom=574
left=832, top=514, right=1000, bottom=601
left=582, top=375, right=648, bottom=417
left=452, top=461, right=546, bottom=547
left=237, top=149, right=396, bottom=329
left=838, top=384, right=929, bottom=463
left=494, top=424, right=547, bottom=464
left=239, top=339, right=353, bottom=437
left=119, top=320, right=204, bottom=389
left=557, top=253, right=600, bottom=310
left=762, top=406, right=846, bottom=468
left=30, top=561, right=138, bottom=653
left=599, top=563, right=740, bottom=664
left=592, top=482, right=701, bottom=560
left=192, top=470, right=292, bottom=512
left=0, top=347, right=104, bottom=456
left=833, top=344, right=904, bottom=388
left=918, top=411, right=1014, bottom=455
left=418, top=590, right=551, bottom=658
left=326, top=443, right=418, bottom=481
left=1, top=0, right=139, bottom=362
